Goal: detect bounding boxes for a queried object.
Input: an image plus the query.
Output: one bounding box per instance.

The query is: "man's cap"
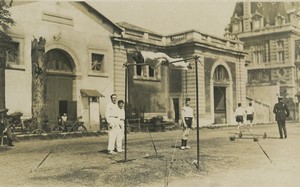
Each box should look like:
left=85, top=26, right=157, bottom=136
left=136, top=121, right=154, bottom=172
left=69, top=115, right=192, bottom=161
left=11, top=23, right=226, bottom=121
left=185, top=98, right=191, bottom=101
left=0, top=108, right=8, bottom=113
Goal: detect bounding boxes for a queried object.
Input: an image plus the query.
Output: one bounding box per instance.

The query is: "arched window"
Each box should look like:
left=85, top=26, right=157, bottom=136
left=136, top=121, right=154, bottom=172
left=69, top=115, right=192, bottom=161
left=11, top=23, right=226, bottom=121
left=45, top=49, right=74, bottom=72
left=213, top=65, right=229, bottom=83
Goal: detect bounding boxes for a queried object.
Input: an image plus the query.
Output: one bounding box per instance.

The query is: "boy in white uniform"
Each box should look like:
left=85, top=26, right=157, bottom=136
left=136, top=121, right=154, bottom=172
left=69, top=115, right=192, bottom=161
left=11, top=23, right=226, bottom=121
left=180, top=98, right=194, bottom=150
left=245, top=103, right=255, bottom=127
left=116, top=100, right=125, bottom=152
left=235, top=103, right=245, bottom=132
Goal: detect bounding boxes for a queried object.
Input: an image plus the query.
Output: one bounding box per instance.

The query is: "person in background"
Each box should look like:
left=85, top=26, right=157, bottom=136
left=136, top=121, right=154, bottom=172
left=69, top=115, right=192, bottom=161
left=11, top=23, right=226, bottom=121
left=245, top=103, right=255, bottom=127
left=116, top=100, right=125, bottom=153
left=273, top=95, right=290, bottom=139
left=105, top=94, right=119, bottom=154
left=0, top=108, right=14, bottom=146
left=61, top=113, right=68, bottom=132
left=235, top=103, right=245, bottom=133
left=180, top=98, right=194, bottom=150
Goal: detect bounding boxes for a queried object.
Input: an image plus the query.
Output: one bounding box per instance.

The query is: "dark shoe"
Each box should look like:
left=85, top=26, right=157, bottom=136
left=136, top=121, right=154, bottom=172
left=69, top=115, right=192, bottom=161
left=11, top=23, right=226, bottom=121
left=8, top=144, right=14, bottom=147
left=280, top=137, right=283, bottom=139
left=285, top=135, right=287, bottom=139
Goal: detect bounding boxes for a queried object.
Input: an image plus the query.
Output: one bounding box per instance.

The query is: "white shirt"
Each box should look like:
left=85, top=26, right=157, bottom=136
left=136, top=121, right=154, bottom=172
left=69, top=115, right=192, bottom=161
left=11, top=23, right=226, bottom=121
left=245, top=106, right=255, bottom=115
left=105, top=102, right=118, bottom=124
left=118, top=107, right=125, bottom=122
left=181, top=106, right=194, bottom=118
left=61, top=115, right=67, bottom=122
left=235, top=106, right=245, bottom=116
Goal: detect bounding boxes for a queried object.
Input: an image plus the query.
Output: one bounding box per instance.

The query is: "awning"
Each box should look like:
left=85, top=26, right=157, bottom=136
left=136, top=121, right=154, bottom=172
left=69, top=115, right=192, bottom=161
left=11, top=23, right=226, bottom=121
left=80, top=89, right=105, bottom=98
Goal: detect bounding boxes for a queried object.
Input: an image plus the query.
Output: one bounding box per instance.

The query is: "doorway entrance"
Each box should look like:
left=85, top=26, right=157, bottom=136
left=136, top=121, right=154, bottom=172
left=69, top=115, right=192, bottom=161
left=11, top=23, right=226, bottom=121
left=45, top=49, right=75, bottom=122
left=214, top=87, right=226, bottom=124
left=172, top=98, right=179, bottom=123
left=213, top=64, right=230, bottom=124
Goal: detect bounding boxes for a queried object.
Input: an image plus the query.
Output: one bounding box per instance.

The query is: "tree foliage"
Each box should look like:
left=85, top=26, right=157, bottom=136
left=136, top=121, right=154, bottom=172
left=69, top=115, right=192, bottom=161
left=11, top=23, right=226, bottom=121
left=0, top=0, right=15, bottom=54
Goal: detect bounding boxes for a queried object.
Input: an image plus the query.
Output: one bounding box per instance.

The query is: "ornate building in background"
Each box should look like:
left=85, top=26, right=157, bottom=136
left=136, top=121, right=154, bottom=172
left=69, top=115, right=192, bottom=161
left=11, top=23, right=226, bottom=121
left=227, top=2, right=300, bottom=121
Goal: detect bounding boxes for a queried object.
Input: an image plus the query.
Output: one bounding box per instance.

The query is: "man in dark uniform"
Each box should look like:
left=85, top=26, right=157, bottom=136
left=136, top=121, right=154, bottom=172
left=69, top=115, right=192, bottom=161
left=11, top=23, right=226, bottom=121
left=273, top=95, right=290, bottom=139
left=0, top=108, right=14, bottom=146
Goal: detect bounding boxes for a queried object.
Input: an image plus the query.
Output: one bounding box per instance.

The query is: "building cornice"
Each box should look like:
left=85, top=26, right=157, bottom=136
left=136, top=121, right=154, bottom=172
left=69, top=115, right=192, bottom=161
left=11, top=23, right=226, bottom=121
left=236, top=24, right=299, bottom=38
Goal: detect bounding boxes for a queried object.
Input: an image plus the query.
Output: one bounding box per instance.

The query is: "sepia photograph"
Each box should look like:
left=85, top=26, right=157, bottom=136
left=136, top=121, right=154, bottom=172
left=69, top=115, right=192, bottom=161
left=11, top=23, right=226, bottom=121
left=0, top=0, right=300, bottom=186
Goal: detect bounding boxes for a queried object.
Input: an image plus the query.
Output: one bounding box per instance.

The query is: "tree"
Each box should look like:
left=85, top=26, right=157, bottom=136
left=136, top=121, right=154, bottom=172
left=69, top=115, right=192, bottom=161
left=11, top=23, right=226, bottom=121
left=0, top=0, right=15, bottom=110
left=31, top=37, right=47, bottom=130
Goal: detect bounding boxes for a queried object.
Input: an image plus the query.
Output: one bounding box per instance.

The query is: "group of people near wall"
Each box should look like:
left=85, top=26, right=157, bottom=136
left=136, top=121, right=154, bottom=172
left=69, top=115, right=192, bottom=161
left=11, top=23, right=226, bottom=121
left=105, top=94, right=291, bottom=155
left=235, top=95, right=290, bottom=139
left=0, top=93, right=290, bottom=150
left=235, top=102, right=255, bottom=131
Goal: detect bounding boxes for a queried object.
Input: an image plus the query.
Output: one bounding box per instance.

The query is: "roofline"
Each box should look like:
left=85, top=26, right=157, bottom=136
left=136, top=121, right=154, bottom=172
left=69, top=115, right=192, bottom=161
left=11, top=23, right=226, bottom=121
left=77, top=2, right=123, bottom=34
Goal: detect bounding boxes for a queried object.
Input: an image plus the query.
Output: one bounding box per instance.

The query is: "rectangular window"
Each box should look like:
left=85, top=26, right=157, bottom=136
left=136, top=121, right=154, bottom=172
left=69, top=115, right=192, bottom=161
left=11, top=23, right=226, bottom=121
left=253, top=20, right=260, bottom=30
left=252, top=43, right=268, bottom=64
left=277, top=51, right=284, bottom=63
left=295, top=40, right=300, bottom=61
left=149, top=67, right=155, bottom=77
left=136, top=65, right=142, bottom=76
left=6, top=42, right=20, bottom=65
left=253, top=52, right=262, bottom=64
left=134, top=64, right=160, bottom=80
left=277, top=40, right=284, bottom=48
left=91, top=53, right=104, bottom=71
left=88, top=49, right=108, bottom=77
left=232, top=23, right=239, bottom=32
left=276, top=40, right=284, bottom=63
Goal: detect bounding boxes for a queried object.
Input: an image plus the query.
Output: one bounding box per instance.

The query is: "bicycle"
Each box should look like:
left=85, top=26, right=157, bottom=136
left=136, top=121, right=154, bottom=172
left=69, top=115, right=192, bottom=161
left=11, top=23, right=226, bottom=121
left=52, top=116, right=87, bottom=133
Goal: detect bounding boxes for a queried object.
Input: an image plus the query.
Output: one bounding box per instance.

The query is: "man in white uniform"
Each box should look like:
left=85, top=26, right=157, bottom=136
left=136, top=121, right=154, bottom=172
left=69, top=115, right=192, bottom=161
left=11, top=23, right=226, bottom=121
left=180, top=98, right=194, bottom=150
left=116, top=100, right=125, bottom=152
left=105, top=94, right=119, bottom=154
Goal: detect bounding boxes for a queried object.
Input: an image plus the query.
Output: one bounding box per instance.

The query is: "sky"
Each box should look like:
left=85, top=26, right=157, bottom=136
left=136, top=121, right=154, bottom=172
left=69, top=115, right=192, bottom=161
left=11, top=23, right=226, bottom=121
left=88, top=0, right=237, bottom=38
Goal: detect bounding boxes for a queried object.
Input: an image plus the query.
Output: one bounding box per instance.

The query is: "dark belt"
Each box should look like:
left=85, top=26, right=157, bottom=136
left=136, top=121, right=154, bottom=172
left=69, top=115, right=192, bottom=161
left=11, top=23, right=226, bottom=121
left=109, top=116, right=118, bottom=118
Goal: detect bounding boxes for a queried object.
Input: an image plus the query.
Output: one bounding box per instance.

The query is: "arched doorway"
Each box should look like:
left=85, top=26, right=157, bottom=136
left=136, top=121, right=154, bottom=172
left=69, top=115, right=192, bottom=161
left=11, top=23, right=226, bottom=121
left=213, top=65, right=230, bottom=124
left=45, top=49, right=76, bottom=123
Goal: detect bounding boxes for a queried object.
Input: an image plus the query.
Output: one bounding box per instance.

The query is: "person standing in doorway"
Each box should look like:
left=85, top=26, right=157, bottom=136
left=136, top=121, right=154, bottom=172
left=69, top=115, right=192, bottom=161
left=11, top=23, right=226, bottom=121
left=273, top=95, right=290, bottom=139
left=116, top=100, right=125, bottom=153
left=61, top=113, right=68, bottom=132
left=180, top=98, right=194, bottom=150
left=105, top=94, right=119, bottom=154
left=235, top=103, right=245, bottom=133
left=245, top=103, right=255, bottom=127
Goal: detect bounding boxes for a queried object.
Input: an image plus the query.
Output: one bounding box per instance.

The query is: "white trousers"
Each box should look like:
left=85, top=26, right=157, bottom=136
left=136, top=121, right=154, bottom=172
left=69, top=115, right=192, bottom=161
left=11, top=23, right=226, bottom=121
left=107, top=120, right=119, bottom=151
left=116, top=122, right=124, bottom=151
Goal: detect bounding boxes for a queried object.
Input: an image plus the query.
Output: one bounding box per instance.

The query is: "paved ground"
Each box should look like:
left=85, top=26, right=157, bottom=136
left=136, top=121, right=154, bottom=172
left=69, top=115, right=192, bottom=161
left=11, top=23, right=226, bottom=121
left=1, top=122, right=300, bottom=187
left=160, top=122, right=300, bottom=187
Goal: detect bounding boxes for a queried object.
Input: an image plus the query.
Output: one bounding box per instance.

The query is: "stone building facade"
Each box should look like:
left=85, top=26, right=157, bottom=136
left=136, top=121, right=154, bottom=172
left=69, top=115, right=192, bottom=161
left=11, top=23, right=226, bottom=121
left=4, top=1, right=247, bottom=130
left=112, top=22, right=247, bottom=126
left=6, top=1, right=122, bottom=130
left=227, top=2, right=300, bottom=122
